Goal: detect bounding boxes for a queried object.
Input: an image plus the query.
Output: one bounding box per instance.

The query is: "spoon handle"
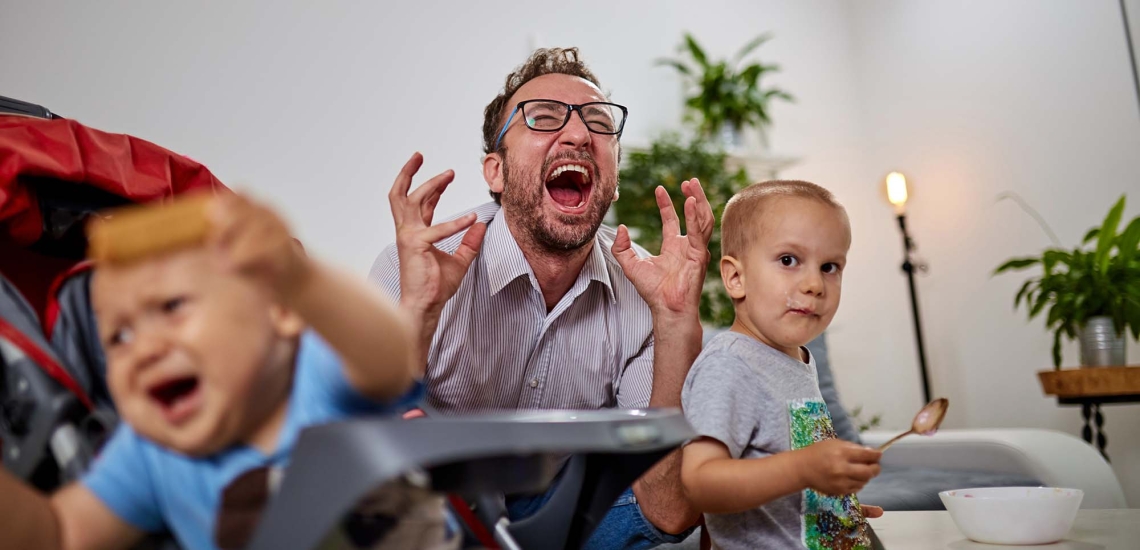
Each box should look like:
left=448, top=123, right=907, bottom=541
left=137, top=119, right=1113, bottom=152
left=877, top=430, right=913, bottom=452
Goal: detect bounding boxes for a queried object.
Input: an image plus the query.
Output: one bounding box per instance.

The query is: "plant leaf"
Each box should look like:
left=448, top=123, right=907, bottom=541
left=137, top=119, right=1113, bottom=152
left=655, top=59, right=692, bottom=76
left=1116, top=215, right=1140, bottom=264
left=764, top=89, right=795, bottom=102
left=1014, top=279, right=1035, bottom=308
left=738, top=64, right=765, bottom=86
left=1095, top=195, right=1126, bottom=274
left=683, top=33, right=709, bottom=69
left=1046, top=301, right=1065, bottom=328
left=994, top=257, right=1039, bottom=274
left=732, top=33, right=773, bottom=65
left=1029, top=290, right=1050, bottom=318
left=1083, top=227, right=1100, bottom=244
left=1042, top=251, right=1057, bottom=275
left=1042, top=249, right=1073, bottom=263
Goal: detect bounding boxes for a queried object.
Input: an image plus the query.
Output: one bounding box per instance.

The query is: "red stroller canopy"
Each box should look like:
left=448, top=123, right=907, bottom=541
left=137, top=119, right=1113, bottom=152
left=0, top=114, right=228, bottom=312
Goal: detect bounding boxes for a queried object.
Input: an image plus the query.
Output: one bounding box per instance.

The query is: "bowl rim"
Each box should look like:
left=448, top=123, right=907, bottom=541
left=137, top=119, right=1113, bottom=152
left=939, top=486, right=1084, bottom=500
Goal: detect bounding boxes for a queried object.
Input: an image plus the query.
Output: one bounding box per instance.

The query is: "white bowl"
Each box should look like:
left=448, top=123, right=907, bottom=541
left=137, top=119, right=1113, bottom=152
left=939, top=487, right=1083, bottom=545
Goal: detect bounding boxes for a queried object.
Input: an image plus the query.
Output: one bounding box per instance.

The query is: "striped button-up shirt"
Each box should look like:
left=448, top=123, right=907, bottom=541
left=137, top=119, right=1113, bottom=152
left=369, top=202, right=655, bottom=413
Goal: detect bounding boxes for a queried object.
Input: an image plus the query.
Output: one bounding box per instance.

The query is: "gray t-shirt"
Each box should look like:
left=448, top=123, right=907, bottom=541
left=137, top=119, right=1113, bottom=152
left=681, top=331, right=870, bottom=550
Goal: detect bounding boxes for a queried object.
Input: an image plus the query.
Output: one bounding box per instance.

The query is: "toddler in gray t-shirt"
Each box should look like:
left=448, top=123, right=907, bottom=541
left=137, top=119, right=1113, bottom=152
left=680, top=181, right=883, bottom=550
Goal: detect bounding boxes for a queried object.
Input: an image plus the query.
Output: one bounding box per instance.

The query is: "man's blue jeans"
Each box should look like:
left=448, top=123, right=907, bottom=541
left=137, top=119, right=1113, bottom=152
left=506, top=481, right=692, bottom=549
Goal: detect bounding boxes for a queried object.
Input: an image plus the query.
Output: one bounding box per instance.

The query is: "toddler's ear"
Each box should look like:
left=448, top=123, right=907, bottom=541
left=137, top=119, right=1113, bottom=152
left=268, top=305, right=305, bottom=338
left=720, top=255, right=746, bottom=300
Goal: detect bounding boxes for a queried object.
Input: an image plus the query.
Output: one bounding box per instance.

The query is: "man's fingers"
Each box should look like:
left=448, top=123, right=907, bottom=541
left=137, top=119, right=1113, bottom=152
left=452, top=222, right=487, bottom=267
left=611, top=224, right=638, bottom=270
left=422, top=184, right=447, bottom=226
left=655, top=186, right=681, bottom=237
left=389, top=152, right=424, bottom=203
left=419, top=212, right=478, bottom=244
left=408, top=169, right=456, bottom=209
left=683, top=196, right=707, bottom=250
left=685, top=178, right=711, bottom=212
left=686, top=178, right=714, bottom=240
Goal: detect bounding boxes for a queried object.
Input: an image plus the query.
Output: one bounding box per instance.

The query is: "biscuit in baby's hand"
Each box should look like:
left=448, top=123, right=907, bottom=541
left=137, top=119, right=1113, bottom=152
left=86, top=193, right=214, bottom=264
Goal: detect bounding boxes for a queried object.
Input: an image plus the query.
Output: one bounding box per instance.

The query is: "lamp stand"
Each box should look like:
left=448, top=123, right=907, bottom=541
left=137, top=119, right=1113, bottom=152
left=897, top=214, right=933, bottom=404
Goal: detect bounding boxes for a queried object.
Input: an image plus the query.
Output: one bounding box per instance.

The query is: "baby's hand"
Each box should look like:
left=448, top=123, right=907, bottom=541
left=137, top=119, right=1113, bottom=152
left=798, top=438, right=882, bottom=496
left=209, top=193, right=309, bottom=299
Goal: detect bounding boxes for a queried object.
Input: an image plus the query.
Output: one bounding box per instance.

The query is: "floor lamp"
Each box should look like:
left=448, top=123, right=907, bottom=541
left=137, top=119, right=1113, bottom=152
left=886, top=172, right=932, bottom=404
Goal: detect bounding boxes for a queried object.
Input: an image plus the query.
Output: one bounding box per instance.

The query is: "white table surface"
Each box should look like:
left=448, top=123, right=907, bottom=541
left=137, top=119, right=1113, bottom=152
left=868, top=509, right=1140, bottom=549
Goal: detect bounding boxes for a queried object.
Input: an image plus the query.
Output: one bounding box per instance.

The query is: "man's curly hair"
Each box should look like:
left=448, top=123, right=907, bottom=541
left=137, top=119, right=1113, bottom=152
left=481, top=47, right=604, bottom=203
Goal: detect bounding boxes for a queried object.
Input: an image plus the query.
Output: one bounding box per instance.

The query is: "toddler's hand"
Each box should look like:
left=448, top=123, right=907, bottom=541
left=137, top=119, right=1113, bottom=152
left=209, top=193, right=309, bottom=299
left=798, top=438, right=882, bottom=496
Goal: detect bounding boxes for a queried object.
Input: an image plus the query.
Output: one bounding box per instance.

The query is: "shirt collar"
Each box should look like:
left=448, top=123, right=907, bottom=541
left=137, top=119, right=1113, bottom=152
left=483, top=205, right=615, bottom=302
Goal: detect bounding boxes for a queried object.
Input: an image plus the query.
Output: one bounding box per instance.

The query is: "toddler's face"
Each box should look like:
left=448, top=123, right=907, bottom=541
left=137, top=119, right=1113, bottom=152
left=92, top=248, right=300, bottom=456
left=725, top=197, right=851, bottom=359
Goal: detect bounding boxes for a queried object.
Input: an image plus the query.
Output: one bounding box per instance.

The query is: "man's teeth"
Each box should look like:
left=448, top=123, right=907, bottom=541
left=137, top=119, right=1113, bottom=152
left=547, top=164, right=591, bottom=182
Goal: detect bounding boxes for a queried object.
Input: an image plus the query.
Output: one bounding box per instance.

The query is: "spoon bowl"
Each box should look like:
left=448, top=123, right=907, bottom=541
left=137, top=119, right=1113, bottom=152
left=877, top=398, right=949, bottom=451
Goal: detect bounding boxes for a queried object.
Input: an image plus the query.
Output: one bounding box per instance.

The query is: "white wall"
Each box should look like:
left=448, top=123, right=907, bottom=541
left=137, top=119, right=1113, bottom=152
left=2, top=0, right=1138, bottom=505
left=0, top=0, right=860, bottom=274
left=837, top=0, right=1140, bottom=506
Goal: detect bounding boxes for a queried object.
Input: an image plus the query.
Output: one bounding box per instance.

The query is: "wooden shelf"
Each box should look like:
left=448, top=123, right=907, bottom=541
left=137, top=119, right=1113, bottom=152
left=1037, top=367, right=1138, bottom=460
left=1038, top=366, right=1140, bottom=399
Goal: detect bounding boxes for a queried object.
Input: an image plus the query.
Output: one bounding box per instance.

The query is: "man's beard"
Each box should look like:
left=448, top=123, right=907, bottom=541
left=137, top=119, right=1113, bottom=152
left=500, top=150, right=616, bottom=254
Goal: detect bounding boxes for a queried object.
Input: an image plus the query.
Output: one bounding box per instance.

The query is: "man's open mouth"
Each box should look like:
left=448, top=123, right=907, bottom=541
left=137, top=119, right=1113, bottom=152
left=148, top=375, right=202, bottom=424
left=544, top=162, right=593, bottom=213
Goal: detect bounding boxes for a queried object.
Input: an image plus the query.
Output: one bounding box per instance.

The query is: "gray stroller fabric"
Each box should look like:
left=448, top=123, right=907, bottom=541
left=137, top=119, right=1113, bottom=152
left=48, top=270, right=113, bottom=410
left=0, top=271, right=115, bottom=489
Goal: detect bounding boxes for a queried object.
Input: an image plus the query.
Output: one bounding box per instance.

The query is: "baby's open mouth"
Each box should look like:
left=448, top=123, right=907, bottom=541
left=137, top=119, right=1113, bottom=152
left=545, top=163, right=593, bottom=211
left=148, top=376, right=202, bottom=423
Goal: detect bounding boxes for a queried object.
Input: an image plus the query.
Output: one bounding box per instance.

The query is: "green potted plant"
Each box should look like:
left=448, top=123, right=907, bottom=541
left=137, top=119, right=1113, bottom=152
left=849, top=405, right=883, bottom=433
left=657, top=33, right=794, bottom=151
left=994, top=195, right=1140, bottom=368
left=615, top=132, right=751, bottom=327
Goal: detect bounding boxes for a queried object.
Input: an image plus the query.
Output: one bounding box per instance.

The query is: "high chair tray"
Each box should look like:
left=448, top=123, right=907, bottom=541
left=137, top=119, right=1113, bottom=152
left=246, top=408, right=694, bottom=550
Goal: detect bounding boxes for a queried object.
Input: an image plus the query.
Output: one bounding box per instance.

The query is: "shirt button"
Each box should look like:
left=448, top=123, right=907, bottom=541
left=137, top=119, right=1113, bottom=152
left=529, top=379, right=539, bottom=388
